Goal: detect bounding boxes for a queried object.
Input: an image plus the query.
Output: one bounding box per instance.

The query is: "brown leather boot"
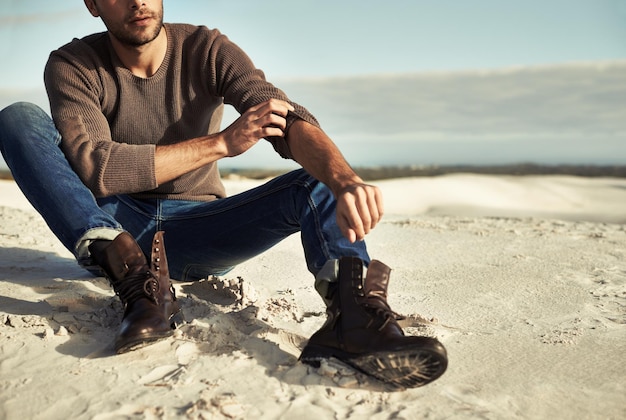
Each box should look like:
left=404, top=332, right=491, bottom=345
left=300, top=257, right=448, bottom=388
left=89, top=231, right=181, bottom=354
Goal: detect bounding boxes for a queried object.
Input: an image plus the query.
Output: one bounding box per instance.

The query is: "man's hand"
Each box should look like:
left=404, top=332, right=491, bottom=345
left=335, top=182, right=384, bottom=243
left=221, top=99, right=294, bottom=157
left=155, top=99, right=294, bottom=185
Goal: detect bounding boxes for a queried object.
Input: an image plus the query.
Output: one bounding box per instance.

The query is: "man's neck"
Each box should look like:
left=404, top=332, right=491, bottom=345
left=109, top=26, right=167, bottom=78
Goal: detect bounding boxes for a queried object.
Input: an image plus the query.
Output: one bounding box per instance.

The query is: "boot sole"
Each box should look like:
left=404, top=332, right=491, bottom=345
left=115, top=329, right=174, bottom=354
left=115, top=312, right=184, bottom=354
left=300, top=344, right=448, bottom=389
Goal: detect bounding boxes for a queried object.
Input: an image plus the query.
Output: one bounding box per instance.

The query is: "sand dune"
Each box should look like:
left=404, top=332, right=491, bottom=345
left=0, top=175, right=624, bottom=419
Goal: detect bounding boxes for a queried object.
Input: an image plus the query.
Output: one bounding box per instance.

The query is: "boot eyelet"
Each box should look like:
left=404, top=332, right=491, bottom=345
left=143, top=278, right=160, bottom=296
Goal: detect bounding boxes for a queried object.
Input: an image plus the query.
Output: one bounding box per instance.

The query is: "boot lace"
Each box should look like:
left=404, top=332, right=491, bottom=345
left=361, top=296, right=405, bottom=331
left=115, top=270, right=160, bottom=305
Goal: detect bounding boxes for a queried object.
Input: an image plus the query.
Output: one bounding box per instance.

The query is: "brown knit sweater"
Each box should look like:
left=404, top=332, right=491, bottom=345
left=44, top=23, right=319, bottom=201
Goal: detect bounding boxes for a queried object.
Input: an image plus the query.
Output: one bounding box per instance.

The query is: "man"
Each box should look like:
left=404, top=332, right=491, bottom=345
left=0, top=0, right=447, bottom=388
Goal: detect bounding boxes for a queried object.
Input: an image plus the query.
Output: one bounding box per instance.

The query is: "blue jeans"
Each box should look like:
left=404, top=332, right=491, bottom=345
left=0, top=102, right=369, bottom=281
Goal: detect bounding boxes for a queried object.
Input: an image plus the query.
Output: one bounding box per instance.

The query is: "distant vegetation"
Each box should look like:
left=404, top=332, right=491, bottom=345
left=222, top=164, right=626, bottom=180
left=2, top=164, right=625, bottom=182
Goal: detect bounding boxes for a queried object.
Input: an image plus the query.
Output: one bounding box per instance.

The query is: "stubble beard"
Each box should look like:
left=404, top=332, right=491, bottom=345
left=106, top=8, right=164, bottom=47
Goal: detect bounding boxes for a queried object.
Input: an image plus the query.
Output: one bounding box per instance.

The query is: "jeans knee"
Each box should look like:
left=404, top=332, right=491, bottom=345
left=0, top=102, right=57, bottom=152
left=0, top=102, right=50, bottom=128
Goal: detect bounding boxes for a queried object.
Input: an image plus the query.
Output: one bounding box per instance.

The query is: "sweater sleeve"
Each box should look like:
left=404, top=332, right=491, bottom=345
left=205, top=30, right=320, bottom=159
left=44, top=44, right=158, bottom=197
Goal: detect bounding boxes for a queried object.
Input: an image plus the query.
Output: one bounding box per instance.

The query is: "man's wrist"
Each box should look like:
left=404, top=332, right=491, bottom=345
left=329, top=174, right=365, bottom=197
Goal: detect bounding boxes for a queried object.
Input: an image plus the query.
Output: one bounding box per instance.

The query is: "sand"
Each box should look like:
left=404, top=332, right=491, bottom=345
left=0, top=174, right=624, bottom=419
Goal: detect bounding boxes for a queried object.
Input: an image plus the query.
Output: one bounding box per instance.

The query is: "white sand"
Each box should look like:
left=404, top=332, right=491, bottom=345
left=0, top=175, right=625, bottom=419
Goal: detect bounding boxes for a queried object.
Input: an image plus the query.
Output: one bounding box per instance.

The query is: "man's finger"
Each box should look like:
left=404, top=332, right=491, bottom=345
left=348, top=206, right=366, bottom=241
left=337, top=205, right=362, bottom=243
left=257, top=99, right=294, bottom=118
left=367, top=188, right=384, bottom=229
left=355, top=191, right=372, bottom=235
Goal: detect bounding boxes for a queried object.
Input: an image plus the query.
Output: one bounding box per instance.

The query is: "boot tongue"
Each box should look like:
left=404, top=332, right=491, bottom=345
left=362, top=260, right=405, bottom=328
left=363, top=260, right=391, bottom=299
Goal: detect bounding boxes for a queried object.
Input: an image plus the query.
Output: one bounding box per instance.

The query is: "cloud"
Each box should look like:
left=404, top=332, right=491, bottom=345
left=277, top=60, right=626, bottom=140
left=267, top=61, right=626, bottom=165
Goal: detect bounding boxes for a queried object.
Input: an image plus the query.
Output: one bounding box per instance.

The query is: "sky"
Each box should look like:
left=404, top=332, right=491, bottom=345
left=1, top=0, right=625, bottom=168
